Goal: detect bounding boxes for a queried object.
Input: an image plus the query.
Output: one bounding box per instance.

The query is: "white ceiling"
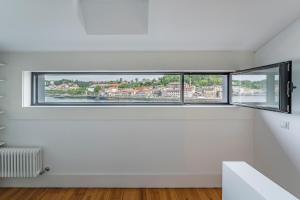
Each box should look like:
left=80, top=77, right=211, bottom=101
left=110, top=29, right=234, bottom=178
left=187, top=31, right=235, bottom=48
left=0, top=0, right=300, bottom=52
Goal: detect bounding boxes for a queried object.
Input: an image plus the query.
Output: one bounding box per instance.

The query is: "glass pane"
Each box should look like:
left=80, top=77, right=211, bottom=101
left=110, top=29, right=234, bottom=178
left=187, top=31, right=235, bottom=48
left=292, top=60, right=300, bottom=114
left=184, top=74, right=228, bottom=103
left=231, top=67, right=280, bottom=109
left=36, top=73, right=182, bottom=104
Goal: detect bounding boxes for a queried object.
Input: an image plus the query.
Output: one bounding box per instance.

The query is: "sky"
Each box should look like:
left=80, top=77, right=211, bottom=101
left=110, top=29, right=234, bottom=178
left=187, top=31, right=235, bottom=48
left=44, top=73, right=278, bottom=82
left=232, top=75, right=267, bottom=81
left=233, top=67, right=279, bottom=81
left=232, top=74, right=279, bottom=81
left=45, top=74, right=166, bottom=82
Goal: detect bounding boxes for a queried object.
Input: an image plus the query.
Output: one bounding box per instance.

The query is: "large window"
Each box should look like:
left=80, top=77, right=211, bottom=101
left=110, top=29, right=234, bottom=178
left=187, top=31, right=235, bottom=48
left=31, top=61, right=294, bottom=112
left=31, top=72, right=229, bottom=105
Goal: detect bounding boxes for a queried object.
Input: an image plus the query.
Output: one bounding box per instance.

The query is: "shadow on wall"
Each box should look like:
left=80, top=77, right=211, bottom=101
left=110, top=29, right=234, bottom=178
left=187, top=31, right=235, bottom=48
left=254, top=110, right=300, bottom=198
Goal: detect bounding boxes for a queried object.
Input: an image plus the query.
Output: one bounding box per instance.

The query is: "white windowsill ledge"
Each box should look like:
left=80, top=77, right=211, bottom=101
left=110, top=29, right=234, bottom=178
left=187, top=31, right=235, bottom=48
left=23, top=105, right=238, bottom=108
left=15, top=105, right=253, bottom=120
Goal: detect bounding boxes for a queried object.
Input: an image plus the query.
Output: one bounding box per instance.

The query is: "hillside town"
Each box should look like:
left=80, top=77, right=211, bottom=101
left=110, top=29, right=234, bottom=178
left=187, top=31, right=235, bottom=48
left=45, top=78, right=224, bottom=101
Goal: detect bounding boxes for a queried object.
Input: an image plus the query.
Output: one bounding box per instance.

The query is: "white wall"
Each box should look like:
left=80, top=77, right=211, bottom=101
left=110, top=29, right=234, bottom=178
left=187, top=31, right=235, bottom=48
left=0, top=51, right=254, bottom=187
left=254, top=18, right=300, bottom=198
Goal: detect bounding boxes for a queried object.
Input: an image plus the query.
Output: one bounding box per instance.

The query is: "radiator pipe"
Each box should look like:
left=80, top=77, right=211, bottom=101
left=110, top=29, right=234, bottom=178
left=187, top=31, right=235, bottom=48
left=39, top=167, right=50, bottom=175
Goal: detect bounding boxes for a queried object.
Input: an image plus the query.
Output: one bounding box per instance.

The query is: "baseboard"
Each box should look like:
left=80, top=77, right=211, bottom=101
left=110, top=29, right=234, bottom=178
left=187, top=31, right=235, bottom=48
left=0, top=173, right=221, bottom=188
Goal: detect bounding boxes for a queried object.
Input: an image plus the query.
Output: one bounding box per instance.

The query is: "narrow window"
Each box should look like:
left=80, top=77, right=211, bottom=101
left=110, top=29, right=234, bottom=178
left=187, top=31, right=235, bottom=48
left=31, top=66, right=293, bottom=111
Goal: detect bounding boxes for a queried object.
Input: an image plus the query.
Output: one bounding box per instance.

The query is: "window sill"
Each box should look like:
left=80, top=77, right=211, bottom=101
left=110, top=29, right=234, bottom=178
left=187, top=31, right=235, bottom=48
left=24, top=105, right=237, bottom=108
left=12, top=105, right=254, bottom=121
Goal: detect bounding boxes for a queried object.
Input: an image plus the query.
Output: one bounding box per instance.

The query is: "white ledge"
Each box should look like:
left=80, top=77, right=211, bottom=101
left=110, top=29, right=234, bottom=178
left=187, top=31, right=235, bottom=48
left=24, top=105, right=238, bottom=108
left=223, top=162, right=298, bottom=200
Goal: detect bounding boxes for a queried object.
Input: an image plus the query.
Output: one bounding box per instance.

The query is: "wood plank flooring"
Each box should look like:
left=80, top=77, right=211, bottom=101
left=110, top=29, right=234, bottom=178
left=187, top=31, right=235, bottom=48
left=0, top=188, right=222, bottom=200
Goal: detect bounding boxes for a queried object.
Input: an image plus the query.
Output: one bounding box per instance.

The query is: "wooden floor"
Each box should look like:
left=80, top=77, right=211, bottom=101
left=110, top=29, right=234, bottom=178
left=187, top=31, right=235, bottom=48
left=0, top=188, right=222, bottom=200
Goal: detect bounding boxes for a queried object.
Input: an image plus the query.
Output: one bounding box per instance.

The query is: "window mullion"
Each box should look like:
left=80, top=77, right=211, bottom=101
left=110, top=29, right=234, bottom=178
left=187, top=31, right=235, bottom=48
left=181, top=73, right=185, bottom=105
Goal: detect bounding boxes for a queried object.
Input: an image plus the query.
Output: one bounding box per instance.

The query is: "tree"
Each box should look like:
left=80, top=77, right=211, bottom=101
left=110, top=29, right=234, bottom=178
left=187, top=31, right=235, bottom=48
left=159, top=75, right=180, bottom=86
left=94, top=85, right=101, bottom=94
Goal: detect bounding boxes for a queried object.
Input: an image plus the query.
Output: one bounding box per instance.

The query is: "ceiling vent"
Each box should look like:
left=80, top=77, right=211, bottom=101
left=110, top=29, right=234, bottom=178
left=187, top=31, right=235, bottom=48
left=78, top=0, right=148, bottom=35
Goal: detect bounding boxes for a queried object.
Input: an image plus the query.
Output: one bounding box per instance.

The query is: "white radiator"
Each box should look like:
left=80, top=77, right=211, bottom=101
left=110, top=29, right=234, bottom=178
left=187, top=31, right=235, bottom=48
left=0, top=147, right=43, bottom=178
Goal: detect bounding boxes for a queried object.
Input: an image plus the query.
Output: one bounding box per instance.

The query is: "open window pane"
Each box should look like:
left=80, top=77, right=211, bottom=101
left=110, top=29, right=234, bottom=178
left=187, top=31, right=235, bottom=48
left=33, top=73, right=182, bottom=105
left=231, top=68, right=279, bottom=109
left=184, top=74, right=228, bottom=103
left=231, top=62, right=292, bottom=113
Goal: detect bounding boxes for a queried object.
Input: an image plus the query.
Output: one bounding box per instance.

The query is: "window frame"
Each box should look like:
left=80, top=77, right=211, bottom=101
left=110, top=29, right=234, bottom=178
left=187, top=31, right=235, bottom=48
left=229, top=61, right=292, bottom=114
left=31, top=71, right=230, bottom=106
